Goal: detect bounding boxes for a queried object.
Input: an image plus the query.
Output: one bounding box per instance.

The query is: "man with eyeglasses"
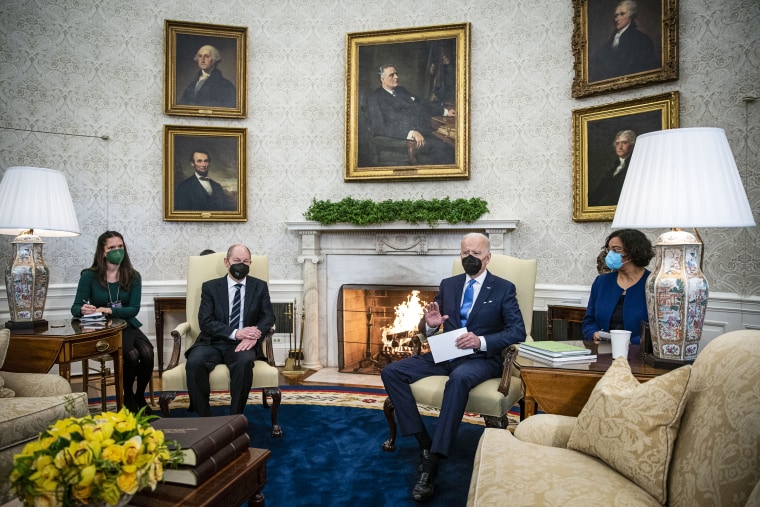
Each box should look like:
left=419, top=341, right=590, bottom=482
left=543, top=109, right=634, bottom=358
left=185, top=244, right=275, bottom=416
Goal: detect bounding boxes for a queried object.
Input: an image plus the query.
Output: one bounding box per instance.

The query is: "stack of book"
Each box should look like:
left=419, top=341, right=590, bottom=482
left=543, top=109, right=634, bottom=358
left=152, top=414, right=250, bottom=486
left=79, top=312, right=107, bottom=329
left=518, top=341, right=597, bottom=367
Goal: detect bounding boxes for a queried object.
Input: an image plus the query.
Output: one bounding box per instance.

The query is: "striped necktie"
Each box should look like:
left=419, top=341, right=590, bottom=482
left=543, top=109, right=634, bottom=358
left=460, top=279, right=476, bottom=327
left=230, top=283, right=243, bottom=328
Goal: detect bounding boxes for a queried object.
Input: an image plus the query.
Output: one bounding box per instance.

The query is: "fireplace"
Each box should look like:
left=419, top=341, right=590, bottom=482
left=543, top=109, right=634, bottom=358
left=285, top=219, right=518, bottom=370
left=337, top=284, right=438, bottom=374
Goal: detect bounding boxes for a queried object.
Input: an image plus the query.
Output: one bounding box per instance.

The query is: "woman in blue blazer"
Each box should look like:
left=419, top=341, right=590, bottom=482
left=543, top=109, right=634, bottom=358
left=583, top=229, right=654, bottom=345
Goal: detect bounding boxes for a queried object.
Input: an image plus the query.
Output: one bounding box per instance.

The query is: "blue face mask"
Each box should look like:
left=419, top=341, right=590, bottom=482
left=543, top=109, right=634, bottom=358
left=605, top=251, right=624, bottom=270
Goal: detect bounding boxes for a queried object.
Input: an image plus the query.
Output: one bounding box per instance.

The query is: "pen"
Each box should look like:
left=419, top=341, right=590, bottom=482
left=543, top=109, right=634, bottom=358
left=83, top=299, right=91, bottom=305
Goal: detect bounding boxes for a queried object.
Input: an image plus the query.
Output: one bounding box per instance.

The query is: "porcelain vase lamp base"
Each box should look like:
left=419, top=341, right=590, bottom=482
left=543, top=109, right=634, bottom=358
left=645, top=229, right=708, bottom=362
left=4, top=232, right=49, bottom=330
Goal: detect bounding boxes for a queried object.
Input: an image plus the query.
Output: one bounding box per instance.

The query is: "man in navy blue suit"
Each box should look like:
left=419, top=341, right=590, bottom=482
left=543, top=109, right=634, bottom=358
left=185, top=244, right=275, bottom=417
left=381, top=233, right=526, bottom=502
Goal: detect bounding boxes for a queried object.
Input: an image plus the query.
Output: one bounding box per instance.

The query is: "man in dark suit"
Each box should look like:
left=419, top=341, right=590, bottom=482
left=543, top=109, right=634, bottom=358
left=179, top=44, right=236, bottom=108
left=381, top=233, right=526, bottom=502
left=365, top=64, right=455, bottom=165
left=174, top=149, right=236, bottom=212
left=590, top=0, right=659, bottom=82
left=185, top=244, right=275, bottom=416
left=589, top=129, right=637, bottom=207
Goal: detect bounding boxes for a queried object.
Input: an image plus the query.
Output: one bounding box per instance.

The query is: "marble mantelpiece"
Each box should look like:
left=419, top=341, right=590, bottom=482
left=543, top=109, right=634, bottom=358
left=285, top=219, right=519, bottom=369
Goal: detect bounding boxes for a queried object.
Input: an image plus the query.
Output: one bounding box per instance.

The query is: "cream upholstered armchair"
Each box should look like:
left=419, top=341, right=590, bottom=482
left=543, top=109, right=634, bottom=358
left=159, top=252, right=282, bottom=437
left=382, top=254, right=537, bottom=451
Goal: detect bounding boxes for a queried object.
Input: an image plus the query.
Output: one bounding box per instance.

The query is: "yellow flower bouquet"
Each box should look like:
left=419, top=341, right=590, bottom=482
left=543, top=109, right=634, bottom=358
left=10, top=408, right=182, bottom=507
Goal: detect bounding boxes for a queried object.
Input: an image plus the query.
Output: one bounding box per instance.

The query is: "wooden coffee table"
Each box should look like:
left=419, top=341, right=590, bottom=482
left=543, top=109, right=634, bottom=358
left=131, top=448, right=270, bottom=507
left=515, top=341, right=672, bottom=419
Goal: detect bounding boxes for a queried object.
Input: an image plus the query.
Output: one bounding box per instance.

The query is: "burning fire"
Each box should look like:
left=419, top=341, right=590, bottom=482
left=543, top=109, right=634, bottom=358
left=381, top=290, right=429, bottom=354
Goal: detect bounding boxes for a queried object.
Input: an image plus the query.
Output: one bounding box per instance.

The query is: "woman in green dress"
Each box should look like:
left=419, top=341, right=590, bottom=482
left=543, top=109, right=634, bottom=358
left=71, top=231, right=154, bottom=414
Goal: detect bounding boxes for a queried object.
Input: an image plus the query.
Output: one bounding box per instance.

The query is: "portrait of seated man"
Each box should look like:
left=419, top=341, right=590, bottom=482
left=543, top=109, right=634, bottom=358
left=364, top=64, right=455, bottom=166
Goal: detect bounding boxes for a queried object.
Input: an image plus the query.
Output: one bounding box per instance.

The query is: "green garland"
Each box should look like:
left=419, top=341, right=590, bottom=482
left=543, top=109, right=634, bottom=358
left=303, top=197, right=489, bottom=226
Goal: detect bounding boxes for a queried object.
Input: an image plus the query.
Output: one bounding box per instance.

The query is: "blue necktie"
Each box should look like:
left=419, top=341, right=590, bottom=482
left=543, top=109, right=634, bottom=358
left=230, top=283, right=242, bottom=328
left=460, top=279, right=475, bottom=327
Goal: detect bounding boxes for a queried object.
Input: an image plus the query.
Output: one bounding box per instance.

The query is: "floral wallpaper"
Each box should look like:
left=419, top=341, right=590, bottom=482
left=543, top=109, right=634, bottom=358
left=0, top=0, right=757, bottom=297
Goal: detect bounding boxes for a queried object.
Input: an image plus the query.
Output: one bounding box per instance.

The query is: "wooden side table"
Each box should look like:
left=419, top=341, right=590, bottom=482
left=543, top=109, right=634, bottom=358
left=153, top=297, right=186, bottom=376
left=546, top=304, right=587, bottom=340
left=4, top=319, right=127, bottom=410
left=131, top=448, right=271, bottom=507
left=516, top=342, right=670, bottom=419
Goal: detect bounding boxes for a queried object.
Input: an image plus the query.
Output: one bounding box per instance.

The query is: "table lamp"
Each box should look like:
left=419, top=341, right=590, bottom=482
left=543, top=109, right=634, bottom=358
left=0, top=166, right=81, bottom=329
left=612, top=128, right=755, bottom=362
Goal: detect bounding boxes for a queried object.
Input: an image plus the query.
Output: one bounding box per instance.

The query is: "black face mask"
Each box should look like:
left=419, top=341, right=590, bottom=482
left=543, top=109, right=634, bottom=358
left=461, top=255, right=482, bottom=276
left=229, top=263, right=250, bottom=280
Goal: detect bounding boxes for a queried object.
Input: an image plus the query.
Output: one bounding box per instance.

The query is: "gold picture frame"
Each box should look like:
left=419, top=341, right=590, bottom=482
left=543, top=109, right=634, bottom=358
left=164, top=20, right=247, bottom=118
left=163, top=125, right=247, bottom=222
left=571, top=0, right=678, bottom=98
left=345, top=23, right=470, bottom=181
left=572, top=91, right=679, bottom=221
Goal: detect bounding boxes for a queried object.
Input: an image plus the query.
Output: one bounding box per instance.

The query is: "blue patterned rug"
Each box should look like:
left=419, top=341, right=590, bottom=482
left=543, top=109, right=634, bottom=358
left=163, top=386, right=518, bottom=507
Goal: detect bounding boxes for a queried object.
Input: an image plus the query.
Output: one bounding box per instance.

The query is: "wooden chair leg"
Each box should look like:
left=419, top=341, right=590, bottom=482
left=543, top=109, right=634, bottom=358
left=159, top=391, right=176, bottom=417
left=482, top=414, right=509, bottom=429
left=98, top=357, right=109, bottom=413
left=382, top=396, right=397, bottom=451
left=263, top=387, right=283, bottom=437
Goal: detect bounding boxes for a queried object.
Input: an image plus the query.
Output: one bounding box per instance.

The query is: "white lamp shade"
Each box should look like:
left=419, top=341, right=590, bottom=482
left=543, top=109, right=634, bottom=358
left=612, top=128, right=756, bottom=228
left=0, top=166, right=80, bottom=237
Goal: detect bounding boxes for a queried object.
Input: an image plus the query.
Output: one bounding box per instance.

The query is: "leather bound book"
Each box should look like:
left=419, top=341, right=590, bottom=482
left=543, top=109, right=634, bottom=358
left=152, top=414, right=249, bottom=466
left=161, top=433, right=250, bottom=486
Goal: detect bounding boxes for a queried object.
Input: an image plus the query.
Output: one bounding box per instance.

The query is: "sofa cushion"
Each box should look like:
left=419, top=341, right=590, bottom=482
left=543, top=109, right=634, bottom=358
left=468, top=428, right=661, bottom=507
left=0, top=392, right=88, bottom=452
left=567, top=358, right=691, bottom=504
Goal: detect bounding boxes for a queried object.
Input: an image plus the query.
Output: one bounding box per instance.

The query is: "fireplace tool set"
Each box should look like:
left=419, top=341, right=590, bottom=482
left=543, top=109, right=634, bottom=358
left=283, top=299, right=305, bottom=373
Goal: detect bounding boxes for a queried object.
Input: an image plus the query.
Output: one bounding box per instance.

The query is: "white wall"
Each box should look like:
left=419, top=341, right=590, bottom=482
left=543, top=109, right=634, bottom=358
left=0, top=0, right=758, bottom=349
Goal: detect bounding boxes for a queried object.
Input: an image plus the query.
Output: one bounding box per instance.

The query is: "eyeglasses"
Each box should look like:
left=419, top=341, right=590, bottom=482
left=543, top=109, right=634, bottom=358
left=604, top=247, right=627, bottom=256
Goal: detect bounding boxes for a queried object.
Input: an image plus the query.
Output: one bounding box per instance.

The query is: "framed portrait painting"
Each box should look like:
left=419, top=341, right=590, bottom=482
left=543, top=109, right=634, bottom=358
left=344, top=23, right=470, bottom=182
left=163, top=125, right=247, bottom=222
left=571, top=0, right=678, bottom=98
left=572, top=91, right=679, bottom=222
left=164, top=20, right=247, bottom=118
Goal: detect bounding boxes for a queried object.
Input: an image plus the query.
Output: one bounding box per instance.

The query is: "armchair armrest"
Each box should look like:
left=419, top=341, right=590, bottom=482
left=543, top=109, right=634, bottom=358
left=498, top=344, right=519, bottom=396
left=165, top=321, right=191, bottom=371
left=260, top=325, right=277, bottom=366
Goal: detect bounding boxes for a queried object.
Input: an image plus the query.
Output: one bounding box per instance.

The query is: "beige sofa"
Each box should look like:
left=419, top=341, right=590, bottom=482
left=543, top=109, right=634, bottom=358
left=0, top=329, right=88, bottom=504
left=468, top=329, right=760, bottom=506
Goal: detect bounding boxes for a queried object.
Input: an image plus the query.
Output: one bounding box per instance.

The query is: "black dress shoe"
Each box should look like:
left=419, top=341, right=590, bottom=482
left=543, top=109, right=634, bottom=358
left=418, top=449, right=431, bottom=473
left=412, top=471, right=435, bottom=502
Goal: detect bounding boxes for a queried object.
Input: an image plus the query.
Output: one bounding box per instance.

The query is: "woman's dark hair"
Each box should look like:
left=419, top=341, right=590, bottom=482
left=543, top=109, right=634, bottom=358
left=87, top=230, right=138, bottom=289
left=605, top=228, right=654, bottom=268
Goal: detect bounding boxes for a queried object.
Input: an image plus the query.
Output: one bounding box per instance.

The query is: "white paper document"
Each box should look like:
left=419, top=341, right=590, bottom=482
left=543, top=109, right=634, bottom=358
left=427, top=327, right=473, bottom=363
